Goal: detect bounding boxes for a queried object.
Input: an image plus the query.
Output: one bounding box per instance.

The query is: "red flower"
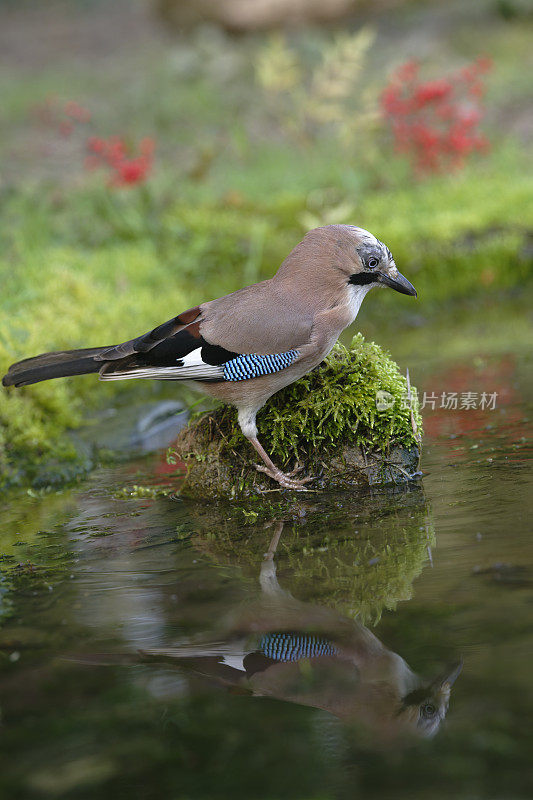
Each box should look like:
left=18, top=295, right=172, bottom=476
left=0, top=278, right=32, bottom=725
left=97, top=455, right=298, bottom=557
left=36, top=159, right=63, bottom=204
left=380, top=57, right=492, bottom=175
left=85, top=135, right=155, bottom=187
left=111, top=156, right=150, bottom=186
left=413, top=80, right=452, bottom=107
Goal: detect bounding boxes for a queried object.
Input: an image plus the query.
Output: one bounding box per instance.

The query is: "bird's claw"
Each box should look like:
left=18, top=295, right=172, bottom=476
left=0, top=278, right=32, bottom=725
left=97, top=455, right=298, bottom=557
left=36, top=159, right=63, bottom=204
left=254, top=464, right=315, bottom=491
left=285, top=463, right=305, bottom=478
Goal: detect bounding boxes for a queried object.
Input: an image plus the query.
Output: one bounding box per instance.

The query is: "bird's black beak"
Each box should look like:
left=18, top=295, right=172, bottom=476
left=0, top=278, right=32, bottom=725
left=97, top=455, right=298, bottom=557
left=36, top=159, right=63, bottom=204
left=431, top=659, right=464, bottom=690
left=378, top=270, right=417, bottom=297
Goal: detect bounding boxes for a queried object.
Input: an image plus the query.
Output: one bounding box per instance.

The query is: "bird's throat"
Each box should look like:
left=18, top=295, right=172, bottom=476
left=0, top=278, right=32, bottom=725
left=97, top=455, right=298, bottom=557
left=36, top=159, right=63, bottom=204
left=346, top=283, right=374, bottom=324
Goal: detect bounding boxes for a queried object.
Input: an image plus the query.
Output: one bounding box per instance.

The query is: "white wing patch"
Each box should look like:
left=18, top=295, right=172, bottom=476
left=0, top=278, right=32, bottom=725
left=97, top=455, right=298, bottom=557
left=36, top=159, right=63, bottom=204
left=178, top=348, right=206, bottom=367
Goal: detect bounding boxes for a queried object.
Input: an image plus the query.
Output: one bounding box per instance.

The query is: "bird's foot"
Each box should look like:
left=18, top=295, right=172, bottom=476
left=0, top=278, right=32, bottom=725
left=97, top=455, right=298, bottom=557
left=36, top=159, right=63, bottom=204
left=285, top=463, right=305, bottom=478
left=255, top=464, right=315, bottom=491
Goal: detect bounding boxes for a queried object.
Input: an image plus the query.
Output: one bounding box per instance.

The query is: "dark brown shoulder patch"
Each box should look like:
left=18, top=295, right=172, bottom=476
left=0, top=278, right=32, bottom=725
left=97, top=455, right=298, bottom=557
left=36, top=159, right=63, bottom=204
left=186, top=320, right=202, bottom=338
left=176, top=306, right=202, bottom=325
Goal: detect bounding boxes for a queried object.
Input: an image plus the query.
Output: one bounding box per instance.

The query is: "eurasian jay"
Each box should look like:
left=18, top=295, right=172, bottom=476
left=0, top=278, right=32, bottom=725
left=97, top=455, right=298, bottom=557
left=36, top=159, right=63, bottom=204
left=2, top=224, right=416, bottom=489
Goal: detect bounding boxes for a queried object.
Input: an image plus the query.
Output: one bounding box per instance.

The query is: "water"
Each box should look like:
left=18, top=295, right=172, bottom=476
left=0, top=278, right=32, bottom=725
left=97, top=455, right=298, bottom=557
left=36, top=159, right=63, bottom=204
left=0, top=327, right=531, bottom=799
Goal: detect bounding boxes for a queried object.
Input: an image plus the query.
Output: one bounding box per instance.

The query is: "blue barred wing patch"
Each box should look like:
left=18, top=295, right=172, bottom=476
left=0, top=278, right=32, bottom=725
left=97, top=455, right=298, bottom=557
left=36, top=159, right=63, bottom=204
left=223, top=349, right=299, bottom=382
left=258, top=633, right=339, bottom=662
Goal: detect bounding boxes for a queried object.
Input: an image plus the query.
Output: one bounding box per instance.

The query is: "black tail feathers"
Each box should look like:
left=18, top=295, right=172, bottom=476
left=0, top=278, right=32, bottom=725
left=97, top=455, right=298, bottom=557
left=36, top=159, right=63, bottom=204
left=2, top=347, right=110, bottom=388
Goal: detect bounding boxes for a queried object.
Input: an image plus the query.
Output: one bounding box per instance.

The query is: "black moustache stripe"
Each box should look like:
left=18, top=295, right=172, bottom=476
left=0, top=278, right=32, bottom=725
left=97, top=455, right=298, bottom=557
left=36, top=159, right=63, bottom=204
left=349, top=272, right=376, bottom=286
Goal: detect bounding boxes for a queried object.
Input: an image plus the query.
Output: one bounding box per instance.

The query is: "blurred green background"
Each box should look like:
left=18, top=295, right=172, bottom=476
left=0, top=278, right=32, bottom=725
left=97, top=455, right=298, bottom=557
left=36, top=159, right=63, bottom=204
left=0, top=0, right=532, bottom=486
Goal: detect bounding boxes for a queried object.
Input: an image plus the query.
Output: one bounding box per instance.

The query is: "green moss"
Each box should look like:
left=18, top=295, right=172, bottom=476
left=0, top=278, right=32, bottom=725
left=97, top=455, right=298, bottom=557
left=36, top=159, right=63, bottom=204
left=0, top=239, right=191, bottom=488
left=113, top=484, right=174, bottom=500
left=262, top=334, right=421, bottom=462
left=183, top=334, right=421, bottom=473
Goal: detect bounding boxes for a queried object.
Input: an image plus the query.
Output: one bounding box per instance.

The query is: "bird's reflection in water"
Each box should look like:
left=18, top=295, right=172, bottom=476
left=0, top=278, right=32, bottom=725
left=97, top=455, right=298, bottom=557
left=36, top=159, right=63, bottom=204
left=142, top=521, right=462, bottom=744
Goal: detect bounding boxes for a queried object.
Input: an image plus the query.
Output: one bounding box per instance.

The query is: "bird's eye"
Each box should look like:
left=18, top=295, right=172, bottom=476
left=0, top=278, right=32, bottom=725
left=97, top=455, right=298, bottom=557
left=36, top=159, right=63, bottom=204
left=421, top=703, right=437, bottom=718
left=367, top=257, right=379, bottom=269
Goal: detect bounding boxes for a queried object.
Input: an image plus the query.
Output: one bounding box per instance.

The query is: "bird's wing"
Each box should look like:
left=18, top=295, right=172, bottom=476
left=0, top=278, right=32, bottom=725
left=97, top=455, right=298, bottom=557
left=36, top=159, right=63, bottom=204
left=199, top=280, right=314, bottom=354
left=98, top=297, right=305, bottom=384
left=95, top=305, right=203, bottom=361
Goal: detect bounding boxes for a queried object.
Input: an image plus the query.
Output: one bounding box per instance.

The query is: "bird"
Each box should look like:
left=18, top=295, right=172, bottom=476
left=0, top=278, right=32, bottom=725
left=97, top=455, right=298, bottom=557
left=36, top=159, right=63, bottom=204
left=2, top=224, right=416, bottom=489
left=141, top=522, right=462, bottom=742
left=142, top=613, right=462, bottom=741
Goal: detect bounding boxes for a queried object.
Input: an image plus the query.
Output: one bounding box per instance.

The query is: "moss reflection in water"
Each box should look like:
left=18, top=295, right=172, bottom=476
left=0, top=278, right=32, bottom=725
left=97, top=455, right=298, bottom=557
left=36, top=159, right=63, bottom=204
left=187, top=487, right=433, bottom=624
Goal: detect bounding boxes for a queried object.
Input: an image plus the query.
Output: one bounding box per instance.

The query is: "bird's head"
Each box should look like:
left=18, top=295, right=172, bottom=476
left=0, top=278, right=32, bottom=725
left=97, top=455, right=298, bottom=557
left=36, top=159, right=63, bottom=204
left=344, top=225, right=417, bottom=298
left=275, top=225, right=416, bottom=312
left=397, top=659, right=463, bottom=738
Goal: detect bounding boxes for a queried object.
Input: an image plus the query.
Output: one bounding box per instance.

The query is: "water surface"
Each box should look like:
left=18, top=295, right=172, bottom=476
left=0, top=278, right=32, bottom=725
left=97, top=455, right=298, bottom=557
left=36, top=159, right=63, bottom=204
left=0, top=322, right=531, bottom=800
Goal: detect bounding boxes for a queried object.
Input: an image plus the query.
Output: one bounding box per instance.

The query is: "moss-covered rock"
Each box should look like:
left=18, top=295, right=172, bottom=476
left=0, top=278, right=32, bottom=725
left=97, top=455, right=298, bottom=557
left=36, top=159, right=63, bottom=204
left=173, top=334, right=422, bottom=498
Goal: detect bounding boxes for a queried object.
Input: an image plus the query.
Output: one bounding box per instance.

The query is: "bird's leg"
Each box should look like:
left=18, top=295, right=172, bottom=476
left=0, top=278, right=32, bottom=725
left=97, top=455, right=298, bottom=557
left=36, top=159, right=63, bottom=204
left=263, top=520, right=284, bottom=561
left=260, top=521, right=287, bottom=596
left=238, top=408, right=314, bottom=490
left=248, top=437, right=314, bottom=491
